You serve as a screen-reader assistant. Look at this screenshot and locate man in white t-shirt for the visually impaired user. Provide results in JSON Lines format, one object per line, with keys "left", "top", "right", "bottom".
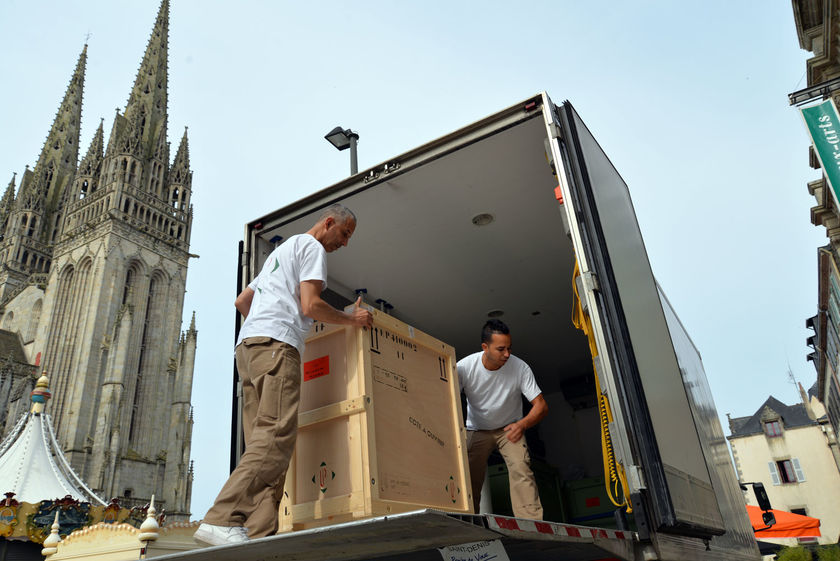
{"left": 195, "top": 204, "right": 373, "bottom": 546}
{"left": 457, "top": 319, "right": 548, "bottom": 519}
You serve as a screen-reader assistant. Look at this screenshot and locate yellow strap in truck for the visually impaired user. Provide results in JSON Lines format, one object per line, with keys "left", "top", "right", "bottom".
{"left": 572, "top": 261, "right": 632, "bottom": 513}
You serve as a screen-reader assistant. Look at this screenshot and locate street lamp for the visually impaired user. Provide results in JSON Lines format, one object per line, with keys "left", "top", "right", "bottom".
{"left": 325, "top": 126, "right": 359, "bottom": 175}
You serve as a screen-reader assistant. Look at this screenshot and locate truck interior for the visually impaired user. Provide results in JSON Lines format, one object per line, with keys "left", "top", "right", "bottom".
{"left": 248, "top": 110, "right": 634, "bottom": 529}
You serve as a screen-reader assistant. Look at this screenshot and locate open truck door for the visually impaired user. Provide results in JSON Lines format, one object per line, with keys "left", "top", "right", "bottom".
{"left": 544, "top": 97, "right": 726, "bottom": 538}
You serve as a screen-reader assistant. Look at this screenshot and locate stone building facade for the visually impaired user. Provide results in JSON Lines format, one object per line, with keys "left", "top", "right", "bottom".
{"left": 794, "top": 0, "right": 840, "bottom": 455}
{"left": 728, "top": 388, "right": 840, "bottom": 545}
{"left": 0, "top": 0, "right": 196, "bottom": 520}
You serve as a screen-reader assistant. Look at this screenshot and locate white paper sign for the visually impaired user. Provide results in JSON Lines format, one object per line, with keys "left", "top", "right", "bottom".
{"left": 438, "top": 540, "right": 510, "bottom": 561}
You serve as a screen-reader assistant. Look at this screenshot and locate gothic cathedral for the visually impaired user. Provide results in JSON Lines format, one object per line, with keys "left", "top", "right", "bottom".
{"left": 0, "top": 0, "right": 196, "bottom": 519}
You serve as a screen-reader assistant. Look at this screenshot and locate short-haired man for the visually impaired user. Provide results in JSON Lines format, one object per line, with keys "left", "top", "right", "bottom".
{"left": 195, "top": 204, "right": 373, "bottom": 546}
{"left": 457, "top": 319, "right": 548, "bottom": 519}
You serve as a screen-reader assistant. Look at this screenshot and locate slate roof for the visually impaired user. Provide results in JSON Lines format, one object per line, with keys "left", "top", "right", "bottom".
{"left": 0, "top": 329, "right": 28, "bottom": 364}
{"left": 728, "top": 396, "right": 817, "bottom": 438}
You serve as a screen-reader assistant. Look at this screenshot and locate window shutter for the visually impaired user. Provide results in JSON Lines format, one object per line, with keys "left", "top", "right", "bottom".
{"left": 792, "top": 458, "right": 806, "bottom": 482}
{"left": 768, "top": 462, "right": 781, "bottom": 485}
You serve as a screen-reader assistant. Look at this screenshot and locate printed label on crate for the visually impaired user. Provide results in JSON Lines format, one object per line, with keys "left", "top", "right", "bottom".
{"left": 373, "top": 365, "right": 407, "bottom": 392}
{"left": 408, "top": 416, "right": 445, "bottom": 447}
{"left": 312, "top": 461, "right": 335, "bottom": 494}
{"left": 303, "top": 355, "right": 330, "bottom": 381}
{"left": 438, "top": 540, "right": 510, "bottom": 561}
{"left": 445, "top": 475, "right": 460, "bottom": 504}
{"left": 382, "top": 472, "right": 413, "bottom": 497}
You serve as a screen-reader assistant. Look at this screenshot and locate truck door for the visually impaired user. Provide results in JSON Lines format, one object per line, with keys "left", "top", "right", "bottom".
{"left": 545, "top": 97, "right": 725, "bottom": 537}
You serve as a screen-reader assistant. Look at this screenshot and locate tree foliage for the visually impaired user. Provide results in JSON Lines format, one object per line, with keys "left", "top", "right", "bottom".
{"left": 778, "top": 546, "right": 812, "bottom": 561}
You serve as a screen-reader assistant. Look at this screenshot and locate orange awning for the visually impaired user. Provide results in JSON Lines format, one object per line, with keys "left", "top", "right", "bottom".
{"left": 746, "top": 505, "right": 821, "bottom": 538}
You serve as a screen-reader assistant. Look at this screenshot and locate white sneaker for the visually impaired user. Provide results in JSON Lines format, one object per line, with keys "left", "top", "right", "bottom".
{"left": 193, "top": 523, "right": 250, "bottom": 546}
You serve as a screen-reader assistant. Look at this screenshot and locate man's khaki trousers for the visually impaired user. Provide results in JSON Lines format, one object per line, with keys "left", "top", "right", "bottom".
{"left": 467, "top": 428, "right": 543, "bottom": 520}
{"left": 203, "top": 337, "right": 301, "bottom": 537}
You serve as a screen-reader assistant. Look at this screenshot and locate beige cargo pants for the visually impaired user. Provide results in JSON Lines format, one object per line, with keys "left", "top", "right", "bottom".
{"left": 467, "top": 428, "right": 543, "bottom": 520}
{"left": 203, "top": 337, "right": 301, "bottom": 538}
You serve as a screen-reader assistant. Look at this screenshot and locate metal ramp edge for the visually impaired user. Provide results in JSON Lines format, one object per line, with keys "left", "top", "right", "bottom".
{"left": 149, "top": 510, "right": 638, "bottom": 561}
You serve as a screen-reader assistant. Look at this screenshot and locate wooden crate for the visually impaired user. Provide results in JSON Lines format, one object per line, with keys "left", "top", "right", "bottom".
{"left": 278, "top": 307, "right": 472, "bottom": 531}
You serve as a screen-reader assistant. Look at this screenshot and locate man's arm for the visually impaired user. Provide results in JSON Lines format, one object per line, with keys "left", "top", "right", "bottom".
{"left": 235, "top": 287, "right": 255, "bottom": 318}
{"left": 300, "top": 280, "right": 373, "bottom": 327}
{"left": 503, "top": 394, "right": 548, "bottom": 443}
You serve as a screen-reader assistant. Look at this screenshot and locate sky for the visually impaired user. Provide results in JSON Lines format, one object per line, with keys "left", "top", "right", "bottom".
{"left": 0, "top": 1, "right": 825, "bottom": 518}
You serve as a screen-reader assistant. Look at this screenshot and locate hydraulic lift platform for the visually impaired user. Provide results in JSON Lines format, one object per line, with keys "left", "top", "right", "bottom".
{"left": 151, "top": 510, "right": 636, "bottom": 561}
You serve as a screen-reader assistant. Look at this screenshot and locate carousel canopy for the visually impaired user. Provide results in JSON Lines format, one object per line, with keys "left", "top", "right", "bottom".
{"left": 0, "top": 374, "right": 104, "bottom": 505}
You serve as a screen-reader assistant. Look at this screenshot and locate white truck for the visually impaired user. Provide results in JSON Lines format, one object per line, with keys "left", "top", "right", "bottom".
{"left": 176, "top": 93, "right": 760, "bottom": 561}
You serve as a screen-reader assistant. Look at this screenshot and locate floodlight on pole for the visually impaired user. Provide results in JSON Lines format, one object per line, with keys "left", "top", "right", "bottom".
{"left": 325, "top": 126, "right": 359, "bottom": 175}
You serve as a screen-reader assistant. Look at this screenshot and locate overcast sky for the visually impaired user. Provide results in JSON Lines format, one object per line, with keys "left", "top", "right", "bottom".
{"left": 0, "top": 1, "right": 824, "bottom": 518}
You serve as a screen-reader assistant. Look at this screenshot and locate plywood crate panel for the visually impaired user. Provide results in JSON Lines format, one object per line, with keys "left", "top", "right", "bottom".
{"left": 279, "top": 307, "right": 472, "bottom": 531}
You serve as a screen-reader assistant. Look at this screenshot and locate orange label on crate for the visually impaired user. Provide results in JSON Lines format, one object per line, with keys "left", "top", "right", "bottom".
{"left": 303, "top": 356, "right": 330, "bottom": 381}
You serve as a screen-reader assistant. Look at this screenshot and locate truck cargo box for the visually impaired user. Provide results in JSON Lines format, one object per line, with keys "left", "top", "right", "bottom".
{"left": 231, "top": 93, "right": 760, "bottom": 561}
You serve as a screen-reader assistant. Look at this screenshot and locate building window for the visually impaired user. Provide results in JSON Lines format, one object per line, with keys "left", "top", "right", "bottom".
{"left": 764, "top": 420, "right": 782, "bottom": 437}
{"left": 769, "top": 458, "right": 806, "bottom": 485}
{"left": 778, "top": 460, "right": 796, "bottom": 483}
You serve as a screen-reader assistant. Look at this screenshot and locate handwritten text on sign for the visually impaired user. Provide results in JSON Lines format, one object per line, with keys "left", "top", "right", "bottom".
{"left": 438, "top": 540, "right": 510, "bottom": 561}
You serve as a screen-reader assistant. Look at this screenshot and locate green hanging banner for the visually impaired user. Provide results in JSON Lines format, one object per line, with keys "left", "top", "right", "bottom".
{"left": 801, "top": 98, "right": 840, "bottom": 207}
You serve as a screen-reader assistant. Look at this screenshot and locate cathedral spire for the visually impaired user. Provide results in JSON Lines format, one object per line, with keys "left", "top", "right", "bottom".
{"left": 0, "top": 175, "right": 16, "bottom": 234}
{"left": 78, "top": 120, "right": 104, "bottom": 176}
{"left": 170, "top": 127, "right": 190, "bottom": 181}
{"left": 72, "top": 119, "right": 105, "bottom": 202}
{"left": 16, "top": 45, "right": 86, "bottom": 213}
{"left": 122, "top": 0, "right": 169, "bottom": 154}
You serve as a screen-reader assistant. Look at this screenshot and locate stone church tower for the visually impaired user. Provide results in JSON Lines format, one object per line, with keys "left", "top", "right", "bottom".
{"left": 0, "top": 0, "right": 196, "bottom": 520}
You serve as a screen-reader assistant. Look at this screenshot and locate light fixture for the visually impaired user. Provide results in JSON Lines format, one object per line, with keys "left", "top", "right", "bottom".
{"left": 325, "top": 126, "right": 360, "bottom": 175}
{"left": 471, "top": 213, "right": 494, "bottom": 226}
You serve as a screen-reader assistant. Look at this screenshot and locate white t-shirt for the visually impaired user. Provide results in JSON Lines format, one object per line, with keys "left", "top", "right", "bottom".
{"left": 236, "top": 234, "right": 328, "bottom": 355}
{"left": 457, "top": 352, "right": 542, "bottom": 431}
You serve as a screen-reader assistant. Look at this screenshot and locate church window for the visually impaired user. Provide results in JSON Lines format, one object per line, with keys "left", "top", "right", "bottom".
{"left": 81, "top": 180, "right": 88, "bottom": 199}
{"left": 22, "top": 251, "right": 29, "bottom": 266}
{"left": 120, "top": 159, "right": 128, "bottom": 182}
{"left": 20, "top": 215, "right": 28, "bottom": 232}
{"left": 25, "top": 299, "right": 42, "bottom": 342}
{"left": 122, "top": 269, "right": 134, "bottom": 305}
{"left": 171, "top": 188, "right": 179, "bottom": 209}
{"left": 129, "top": 161, "right": 137, "bottom": 185}
{"left": 123, "top": 198, "right": 130, "bottom": 214}
{"left": 129, "top": 275, "right": 163, "bottom": 446}
{"left": 27, "top": 216, "right": 36, "bottom": 237}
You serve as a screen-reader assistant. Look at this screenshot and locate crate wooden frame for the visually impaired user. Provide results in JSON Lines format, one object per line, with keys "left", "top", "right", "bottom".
{"left": 279, "top": 307, "right": 472, "bottom": 531}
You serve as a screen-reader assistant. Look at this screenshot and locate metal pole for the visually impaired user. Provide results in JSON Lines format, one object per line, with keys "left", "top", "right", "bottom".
{"left": 349, "top": 134, "right": 358, "bottom": 175}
